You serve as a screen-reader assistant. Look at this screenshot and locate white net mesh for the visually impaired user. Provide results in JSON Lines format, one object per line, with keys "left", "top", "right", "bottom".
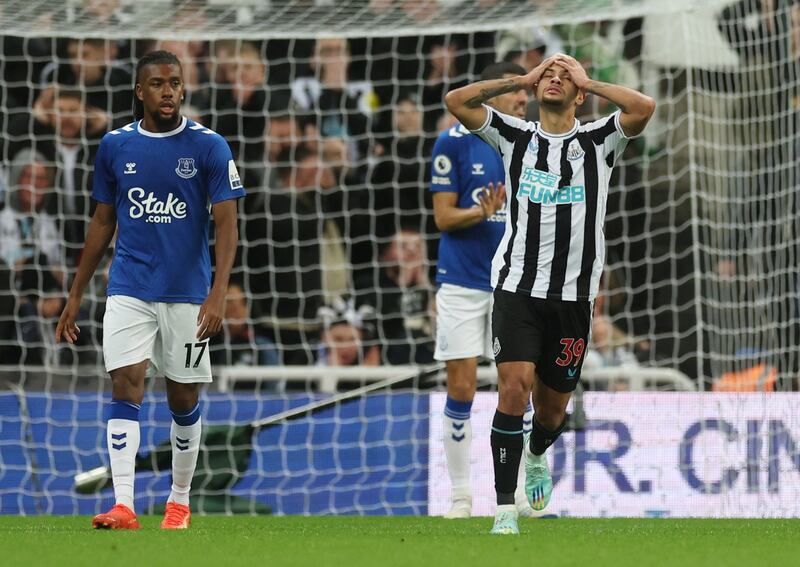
{"left": 1, "top": 0, "right": 799, "bottom": 517}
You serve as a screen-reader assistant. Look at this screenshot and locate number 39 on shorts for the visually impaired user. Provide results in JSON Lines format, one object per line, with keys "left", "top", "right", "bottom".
{"left": 555, "top": 338, "right": 585, "bottom": 367}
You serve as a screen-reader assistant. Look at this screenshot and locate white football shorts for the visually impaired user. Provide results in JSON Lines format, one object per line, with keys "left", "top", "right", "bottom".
{"left": 434, "top": 283, "right": 493, "bottom": 361}
{"left": 103, "top": 295, "right": 212, "bottom": 383}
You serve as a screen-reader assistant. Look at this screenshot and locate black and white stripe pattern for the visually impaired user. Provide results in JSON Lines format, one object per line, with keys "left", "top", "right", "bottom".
{"left": 472, "top": 106, "right": 631, "bottom": 301}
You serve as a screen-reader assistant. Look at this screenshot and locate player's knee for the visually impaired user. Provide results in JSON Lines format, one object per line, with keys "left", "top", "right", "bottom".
{"left": 447, "top": 365, "right": 477, "bottom": 400}
{"left": 448, "top": 381, "right": 475, "bottom": 401}
{"left": 166, "top": 381, "right": 200, "bottom": 412}
{"left": 110, "top": 373, "right": 145, "bottom": 403}
{"left": 533, "top": 401, "right": 567, "bottom": 430}
{"left": 499, "top": 379, "right": 529, "bottom": 414}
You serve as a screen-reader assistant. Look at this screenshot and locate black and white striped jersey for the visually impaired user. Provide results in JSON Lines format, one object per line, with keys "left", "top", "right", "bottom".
{"left": 471, "top": 105, "right": 632, "bottom": 302}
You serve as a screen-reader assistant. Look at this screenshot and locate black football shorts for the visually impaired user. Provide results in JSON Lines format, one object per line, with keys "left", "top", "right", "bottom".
{"left": 492, "top": 289, "right": 592, "bottom": 393}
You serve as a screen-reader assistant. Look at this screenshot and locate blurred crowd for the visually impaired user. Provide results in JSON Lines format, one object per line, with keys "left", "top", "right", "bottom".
{"left": 1, "top": 0, "right": 797, "bottom": 389}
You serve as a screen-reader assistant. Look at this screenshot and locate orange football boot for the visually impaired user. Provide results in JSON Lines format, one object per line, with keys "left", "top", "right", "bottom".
{"left": 160, "top": 502, "right": 191, "bottom": 529}
{"left": 92, "top": 504, "right": 140, "bottom": 530}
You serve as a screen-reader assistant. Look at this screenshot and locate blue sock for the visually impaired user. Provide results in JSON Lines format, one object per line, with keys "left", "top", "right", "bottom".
{"left": 444, "top": 396, "right": 472, "bottom": 420}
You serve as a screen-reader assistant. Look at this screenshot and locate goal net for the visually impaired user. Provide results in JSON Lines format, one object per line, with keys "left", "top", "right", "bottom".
{"left": 1, "top": 0, "right": 799, "bottom": 517}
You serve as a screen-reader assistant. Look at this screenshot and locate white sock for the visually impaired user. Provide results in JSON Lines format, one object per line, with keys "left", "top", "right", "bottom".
{"left": 443, "top": 398, "right": 472, "bottom": 501}
{"left": 107, "top": 418, "right": 140, "bottom": 512}
{"left": 168, "top": 415, "right": 202, "bottom": 506}
{"left": 523, "top": 402, "right": 533, "bottom": 437}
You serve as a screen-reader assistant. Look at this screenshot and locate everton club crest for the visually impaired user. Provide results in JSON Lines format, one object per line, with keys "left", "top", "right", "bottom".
{"left": 175, "top": 157, "right": 197, "bottom": 179}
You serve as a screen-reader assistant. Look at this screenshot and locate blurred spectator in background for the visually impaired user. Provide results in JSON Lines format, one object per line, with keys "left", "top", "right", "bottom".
{"left": 40, "top": 37, "right": 133, "bottom": 125}
{"left": 421, "top": 41, "right": 467, "bottom": 132}
{"left": 496, "top": 26, "right": 564, "bottom": 70}
{"left": 0, "top": 150, "right": 65, "bottom": 292}
{"left": 711, "top": 349, "right": 778, "bottom": 392}
{"left": 0, "top": 150, "right": 78, "bottom": 364}
{"left": 5, "top": 87, "right": 103, "bottom": 264}
{"left": 586, "top": 272, "right": 650, "bottom": 370}
{"left": 357, "top": 226, "right": 434, "bottom": 364}
{"left": 210, "top": 281, "right": 280, "bottom": 367}
{"left": 0, "top": 264, "right": 17, "bottom": 363}
{"left": 291, "top": 37, "right": 376, "bottom": 162}
{"left": 370, "top": 93, "right": 434, "bottom": 240}
{"left": 317, "top": 295, "right": 381, "bottom": 366}
{"left": 210, "top": 40, "right": 273, "bottom": 190}
{"left": 584, "top": 312, "right": 642, "bottom": 369}
{"left": 76, "top": 0, "right": 132, "bottom": 27}
{"left": 244, "top": 145, "right": 348, "bottom": 364}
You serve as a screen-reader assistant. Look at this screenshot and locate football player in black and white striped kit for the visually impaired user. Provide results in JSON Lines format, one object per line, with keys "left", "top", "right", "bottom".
{"left": 445, "top": 53, "right": 655, "bottom": 535}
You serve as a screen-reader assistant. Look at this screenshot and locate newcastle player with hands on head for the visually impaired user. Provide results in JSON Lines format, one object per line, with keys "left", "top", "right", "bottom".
{"left": 56, "top": 51, "right": 246, "bottom": 530}
{"left": 445, "top": 53, "right": 655, "bottom": 534}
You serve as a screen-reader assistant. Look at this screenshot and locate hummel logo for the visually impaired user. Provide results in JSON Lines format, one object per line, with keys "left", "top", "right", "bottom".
{"left": 451, "top": 433, "right": 466, "bottom": 442}
{"left": 111, "top": 432, "right": 127, "bottom": 441}
{"left": 452, "top": 422, "right": 465, "bottom": 431}
{"left": 124, "top": 162, "right": 137, "bottom": 174}
{"left": 175, "top": 436, "right": 190, "bottom": 451}
{"left": 112, "top": 442, "right": 127, "bottom": 450}
{"left": 472, "top": 163, "right": 484, "bottom": 175}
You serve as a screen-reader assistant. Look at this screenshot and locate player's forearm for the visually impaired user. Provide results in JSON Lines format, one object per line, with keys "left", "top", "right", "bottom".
{"left": 435, "top": 205, "right": 487, "bottom": 232}
{"left": 67, "top": 217, "right": 115, "bottom": 302}
{"left": 445, "top": 76, "right": 526, "bottom": 129}
{"left": 583, "top": 80, "right": 656, "bottom": 123}
{"left": 210, "top": 211, "right": 238, "bottom": 297}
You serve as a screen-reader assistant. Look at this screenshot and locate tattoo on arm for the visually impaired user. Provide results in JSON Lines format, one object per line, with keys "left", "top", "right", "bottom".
{"left": 464, "top": 79, "right": 520, "bottom": 108}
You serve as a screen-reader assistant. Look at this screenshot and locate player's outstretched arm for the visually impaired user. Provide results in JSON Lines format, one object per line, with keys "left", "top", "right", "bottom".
{"left": 552, "top": 54, "right": 656, "bottom": 137}
{"left": 444, "top": 56, "right": 557, "bottom": 130}
{"left": 197, "top": 199, "right": 238, "bottom": 342}
{"left": 56, "top": 203, "right": 117, "bottom": 344}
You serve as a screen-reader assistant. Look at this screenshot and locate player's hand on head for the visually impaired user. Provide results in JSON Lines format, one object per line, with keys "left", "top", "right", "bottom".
{"left": 526, "top": 55, "right": 560, "bottom": 92}
{"left": 552, "top": 54, "right": 590, "bottom": 89}
{"left": 55, "top": 298, "right": 81, "bottom": 344}
{"left": 196, "top": 294, "right": 224, "bottom": 341}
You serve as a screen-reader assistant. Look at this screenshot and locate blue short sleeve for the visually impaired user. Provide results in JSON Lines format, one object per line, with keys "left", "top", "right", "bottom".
{"left": 206, "top": 135, "right": 246, "bottom": 204}
{"left": 91, "top": 137, "right": 117, "bottom": 204}
{"left": 430, "top": 131, "right": 461, "bottom": 193}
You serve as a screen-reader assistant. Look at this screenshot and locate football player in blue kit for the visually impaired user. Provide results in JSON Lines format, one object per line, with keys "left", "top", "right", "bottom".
{"left": 56, "top": 51, "right": 246, "bottom": 530}
{"left": 431, "top": 62, "right": 533, "bottom": 518}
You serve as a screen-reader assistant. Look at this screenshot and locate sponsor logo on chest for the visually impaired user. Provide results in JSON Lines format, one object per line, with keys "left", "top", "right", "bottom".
{"left": 127, "top": 187, "right": 187, "bottom": 224}
{"left": 518, "top": 166, "right": 585, "bottom": 205}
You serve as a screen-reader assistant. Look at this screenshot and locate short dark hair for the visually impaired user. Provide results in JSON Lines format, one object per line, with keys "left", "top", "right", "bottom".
{"left": 480, "top": 61, "right": 527, "bottom": 82}
{"left": 135, "top": 50, "right": 182, "bottom": 83}
{"left": 133, "top": 50, "right": 182, "bottom": 120}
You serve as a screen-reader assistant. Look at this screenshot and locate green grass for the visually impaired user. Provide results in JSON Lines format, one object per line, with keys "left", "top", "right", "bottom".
{"left": 1, "top": 516, "right": 798, "bottom": 567}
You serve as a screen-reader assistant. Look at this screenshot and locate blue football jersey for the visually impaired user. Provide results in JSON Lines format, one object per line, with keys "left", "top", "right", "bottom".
{"left": 92, "top": 117, "right": 246, "bottom": 303}
{"left": 430, "top": 123, "right": 506, "bottom": 292}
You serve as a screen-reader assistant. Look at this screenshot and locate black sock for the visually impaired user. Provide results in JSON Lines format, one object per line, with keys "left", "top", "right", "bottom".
{"left": 529, "top": 415, "right": 567, "bottom": 456}
{"left": 490, "top": 410, "right": 523, "bottom": 505}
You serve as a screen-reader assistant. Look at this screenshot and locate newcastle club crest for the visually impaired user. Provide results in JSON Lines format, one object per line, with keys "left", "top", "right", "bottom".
{"left": 175, "top": 157, "right": 198, "bottom": 179}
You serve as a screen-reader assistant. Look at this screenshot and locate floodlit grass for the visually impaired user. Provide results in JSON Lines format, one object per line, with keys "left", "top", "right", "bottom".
{"left": 0, "top": 516, "right": 797, "bottom": 567}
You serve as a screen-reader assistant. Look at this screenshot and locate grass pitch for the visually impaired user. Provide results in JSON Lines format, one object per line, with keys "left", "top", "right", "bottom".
{"left": 1, "top": 516, "right": 797, "bottom": 567}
